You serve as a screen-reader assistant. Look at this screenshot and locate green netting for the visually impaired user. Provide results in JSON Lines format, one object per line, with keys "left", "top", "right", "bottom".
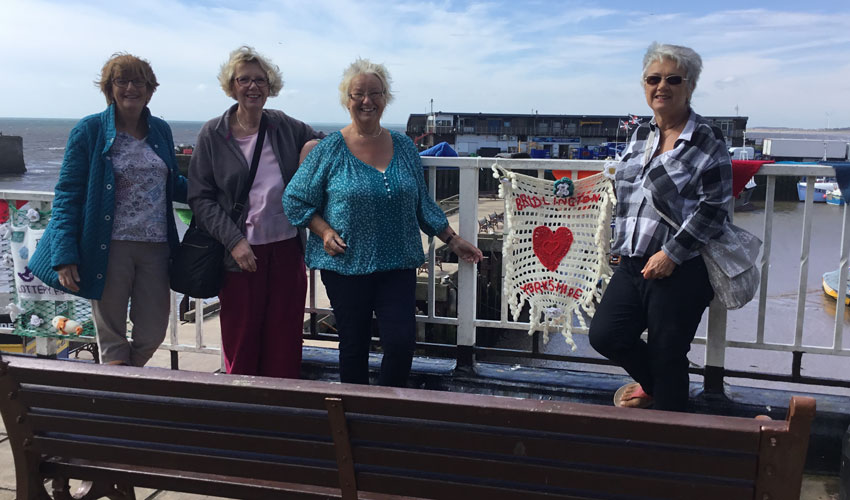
{"left": 8, "top": 204, "right": 97, "bottom": 341}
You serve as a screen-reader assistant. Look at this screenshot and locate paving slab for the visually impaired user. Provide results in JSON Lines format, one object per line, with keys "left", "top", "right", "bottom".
{"left": 0, "top": 438, "right": 15, "bottom": 490}
{"left": 0, "top": 488, "right": 14, "bottom": 500}
{"left": 801, "top": 474, "right": 841, "bottom": 500}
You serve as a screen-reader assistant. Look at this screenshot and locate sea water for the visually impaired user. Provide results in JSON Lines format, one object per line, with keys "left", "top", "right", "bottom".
{"left": 0, "top": 117, "right": 405, "bottom": 192}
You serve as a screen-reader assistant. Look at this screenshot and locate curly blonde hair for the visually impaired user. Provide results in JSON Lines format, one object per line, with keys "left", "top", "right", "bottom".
{"left": 338, "top": 58, "right": 394, "bottom": 109}
{"left": 218, "top": 46, "right": 284, "bottom": 98}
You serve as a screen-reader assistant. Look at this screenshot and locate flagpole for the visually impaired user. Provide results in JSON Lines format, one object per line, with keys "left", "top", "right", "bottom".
{"left": 616, "top": 121, "right": 620, "bottom": 152}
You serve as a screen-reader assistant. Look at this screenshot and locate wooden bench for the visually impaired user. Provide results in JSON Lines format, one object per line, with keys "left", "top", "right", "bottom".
{"left": 0, "top": 352, "right": 815, "bottom": 500}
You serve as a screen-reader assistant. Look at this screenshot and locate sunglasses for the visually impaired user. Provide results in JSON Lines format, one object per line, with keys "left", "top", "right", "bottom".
{"left": 644, "top": 75, "right": 687, "bottom": 86}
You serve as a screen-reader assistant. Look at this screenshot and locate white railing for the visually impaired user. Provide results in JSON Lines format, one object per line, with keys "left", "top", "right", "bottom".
{"left": 3, "top": 159, "right": 849, "bottom": 388}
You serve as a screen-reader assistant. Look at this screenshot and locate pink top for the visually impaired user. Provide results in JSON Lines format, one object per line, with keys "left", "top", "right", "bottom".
{"left": 235, "top": 132, "right": 298, "bottom": 245}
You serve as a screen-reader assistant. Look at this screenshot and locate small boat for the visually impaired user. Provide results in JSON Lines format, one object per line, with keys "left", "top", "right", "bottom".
{"left": 797, "top": 177, "right": 838, "bottom": 203}
{"left": 826, "top": 189, "right": 845, "bottom": 206}
{"left": 822, "top": 268, "right": 850, "bottom": 305}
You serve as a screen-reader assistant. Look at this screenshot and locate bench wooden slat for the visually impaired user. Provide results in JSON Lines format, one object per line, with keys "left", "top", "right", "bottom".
{"left": 352, "top": 447, "right": 755, "bottom": 500}
{"left": 18, "top": 387, "right": 332, "bottom": 436}
{"left": 33, "top": 436, "right": 341, "bottom": 488}
{"left": 27, "top": 414, "right": 337, "bottom": 461}
{"left": 347, "top": 418, "right": 759, "bottom": 480}
{"left": 355, "top": 470, "right": 751, "bottom": 500}
{"left": 43, "top": 461, "right": 347, "bottom": 500}
{"left": 337, "top": 398, "right": 764, "bottom": 452}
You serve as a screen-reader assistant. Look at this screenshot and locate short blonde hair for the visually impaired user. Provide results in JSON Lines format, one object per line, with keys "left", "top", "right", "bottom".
{"left": 338, "top": 58, "right": 394, "bottom": 109}
{"left": 95, "top": 53, "right": 159, "bottom": 105}
{"left": 218, "top": 46, "right": 283, "bottom": 98}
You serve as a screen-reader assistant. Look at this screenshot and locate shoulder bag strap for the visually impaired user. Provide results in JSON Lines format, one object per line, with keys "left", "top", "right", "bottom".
{"left": 231, "top": 113, "right": 268, "bottom": 220}
{"left": 640, "top": 125, "right": 680, "bottom": 231}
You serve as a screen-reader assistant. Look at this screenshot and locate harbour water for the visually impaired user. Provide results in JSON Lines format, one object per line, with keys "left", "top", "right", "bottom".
{"left": 0, "top": 117, "right": 405, "bottom": 192}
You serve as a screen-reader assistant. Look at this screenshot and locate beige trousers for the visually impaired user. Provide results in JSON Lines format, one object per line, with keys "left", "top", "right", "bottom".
{"left": 91, "top": 241, "right": 170, "bottom": 366}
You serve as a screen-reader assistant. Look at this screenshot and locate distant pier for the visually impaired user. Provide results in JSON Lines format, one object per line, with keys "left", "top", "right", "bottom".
{"left": 0, "top": 135, "right": 26, "bottom": 174}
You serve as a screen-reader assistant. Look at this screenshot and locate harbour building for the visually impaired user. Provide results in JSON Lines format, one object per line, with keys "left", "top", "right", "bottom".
{"left": 406, "top": 112, "right": 748, "bottom": 157}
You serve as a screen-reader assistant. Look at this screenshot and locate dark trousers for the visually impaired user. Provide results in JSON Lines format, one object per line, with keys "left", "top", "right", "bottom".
{"left": 589, "top": 255, "right": 714, "bottom": 411}
{"left": 321, "top": 269, "right": 417, "bottom": 387}
{"left": 218, "top": 237, "right": 307, "bottom": 378}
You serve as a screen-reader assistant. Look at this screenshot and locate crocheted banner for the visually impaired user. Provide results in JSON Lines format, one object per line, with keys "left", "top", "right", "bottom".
{"left": 493, "top": 165, "right": 616, "bottom": 349}
{"left": 9, "top": 212, "right": 67, "bottom": 301}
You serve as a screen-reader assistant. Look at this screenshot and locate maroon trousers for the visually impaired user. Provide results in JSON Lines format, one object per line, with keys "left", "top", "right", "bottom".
{"left": 218, "top": 237, "right": 307, "bottom": 378}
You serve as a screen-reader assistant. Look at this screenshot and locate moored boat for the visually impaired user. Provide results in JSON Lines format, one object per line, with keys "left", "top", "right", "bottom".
{"left": 797, "top": 177, "right": 838, "bottom": 202}
{"left": 822, "top": 268, "right": 850, "bottom": 304}
{"left": 826, "top": 188, "right": 845, "bottom": 206}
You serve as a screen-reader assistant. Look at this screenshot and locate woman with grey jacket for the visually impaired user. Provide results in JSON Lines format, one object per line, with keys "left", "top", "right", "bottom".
{"left": 188, "top": 46, "right": 321, "bottom": 378}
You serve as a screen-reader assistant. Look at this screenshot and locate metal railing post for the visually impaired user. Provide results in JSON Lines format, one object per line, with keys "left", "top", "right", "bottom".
{"left": 455, "top": 162, "right": 479, "bottom": 369}
{"left": 703, "top": 197, "right": 735, "bottom": 395}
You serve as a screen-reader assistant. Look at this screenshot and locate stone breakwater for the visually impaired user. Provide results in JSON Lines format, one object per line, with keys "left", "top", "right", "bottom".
{"left": 0, "top": 136, "right": 26, "bottom": 174}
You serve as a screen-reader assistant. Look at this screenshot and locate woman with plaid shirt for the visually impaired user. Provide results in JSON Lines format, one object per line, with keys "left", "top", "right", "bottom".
{"left": 589, "top": 43, "right": 733, "bottom": 412}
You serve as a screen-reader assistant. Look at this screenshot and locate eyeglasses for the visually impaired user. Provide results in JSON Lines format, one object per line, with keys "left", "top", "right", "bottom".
{"left": 113, "top": 78, "right": 147, "bottom": 88}
{"left": 234, "top": 76, "right": 269, "bottom": 88}
{"left": 644, "top": 75, "right": 687, "bottom": 86}
{"left": 349, "top": 91, "right": 385, "bottom": 101}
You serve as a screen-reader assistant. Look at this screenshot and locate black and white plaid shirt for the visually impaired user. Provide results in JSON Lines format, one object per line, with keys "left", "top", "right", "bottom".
{"left": 611, "top": 110, "right": 733, "bottom": 264}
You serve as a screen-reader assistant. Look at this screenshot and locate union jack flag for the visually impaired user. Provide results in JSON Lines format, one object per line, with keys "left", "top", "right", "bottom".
{"left": 619, "top": 120, "right": 630, "bottom": 131}
{"left": 629, "top": 114, "right": 641, "bottom": 125}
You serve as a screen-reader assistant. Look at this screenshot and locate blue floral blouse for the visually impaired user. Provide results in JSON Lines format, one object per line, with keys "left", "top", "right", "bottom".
{"left": 283, "top": 130, "right": 449, "bottom": 275}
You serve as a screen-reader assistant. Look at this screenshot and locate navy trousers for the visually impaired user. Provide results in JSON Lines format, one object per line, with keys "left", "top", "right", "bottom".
{"left": 589, "top": 255, "right": 714, "bottom": 411}
{"left": 321, "top": 268, "right": 417, "bottom": 387}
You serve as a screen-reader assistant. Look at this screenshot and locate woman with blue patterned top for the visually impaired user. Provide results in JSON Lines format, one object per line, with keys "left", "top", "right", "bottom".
{"left": 588, "top": 43, "right": 732, "bottom": 412}
{"left": 30, "top": 53, "right": 187, "bottom": 367}
{"left": 284, "top": 58, "right": 483, "bottom": 387}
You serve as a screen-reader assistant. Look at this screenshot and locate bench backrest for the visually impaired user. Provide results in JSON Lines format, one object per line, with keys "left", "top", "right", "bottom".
{"left": 0, "top": 353, "right": 815, "bottom": 500}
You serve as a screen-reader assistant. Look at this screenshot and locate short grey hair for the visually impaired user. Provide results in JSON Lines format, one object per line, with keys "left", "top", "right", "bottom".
{"left": 641, "top": 42, "right": 702, "bottom": 93}
{"left": 338, "top": 58, "right": 394, "bottom": 109}
{"left": 218, "top": 46, "right": 283, "bottom": 98}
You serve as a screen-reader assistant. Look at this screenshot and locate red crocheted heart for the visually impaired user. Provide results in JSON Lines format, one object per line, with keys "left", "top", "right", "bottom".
{"left": 533, "top": 226, "right": 573, "bottom": 272}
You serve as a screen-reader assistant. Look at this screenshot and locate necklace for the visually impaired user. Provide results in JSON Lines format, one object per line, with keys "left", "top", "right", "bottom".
{"left": 356, "top": 127, "right": 383, "bottom": 139}
{"left": 235, "top": 112, "right": 259, "bottom": 133}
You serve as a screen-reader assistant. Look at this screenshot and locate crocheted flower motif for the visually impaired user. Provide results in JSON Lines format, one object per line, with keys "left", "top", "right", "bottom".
{"left": 26, "top": 209, "right": 41, "bottom": 223}
{"left": 6, "top": 302, "right": 23, "bottom": 322}
{"left": 29, "top": 314, "right": 43, "bottom": 327}
{"left": 553, "top": 177, "right": 574, "bottom": 198}
{"left": 602, "top": 160, "right": 618, "bottom": 180}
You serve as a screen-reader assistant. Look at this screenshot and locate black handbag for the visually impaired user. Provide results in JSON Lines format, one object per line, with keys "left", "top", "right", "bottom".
{"left": 170, "top": 115, "right": 267, "bottom": 298}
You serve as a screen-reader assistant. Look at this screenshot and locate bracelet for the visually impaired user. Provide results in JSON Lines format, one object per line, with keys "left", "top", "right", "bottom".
{"left": 445, "top": 234, "right": 455, "bottom": 245}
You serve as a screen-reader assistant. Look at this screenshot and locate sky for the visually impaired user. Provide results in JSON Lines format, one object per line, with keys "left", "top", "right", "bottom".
{"left": 1, "top": 0, "right": 849, "bottom": 128}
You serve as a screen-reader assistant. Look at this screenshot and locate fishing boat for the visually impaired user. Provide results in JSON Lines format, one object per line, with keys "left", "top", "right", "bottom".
{"left": 797, "top": 177, "right": 838, "bottom": 203}
{"left": 822, "top": 268, "right": 850, "bottom": 304}
{"left": 826, "top": 188, "right": 845, "bottom": 206}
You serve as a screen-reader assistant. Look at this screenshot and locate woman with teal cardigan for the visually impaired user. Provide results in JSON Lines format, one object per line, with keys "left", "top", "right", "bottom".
{"left": 284, "top": 58, "right": 482, "bottom": 387}
{"left": 30, "top": 53, "right": 187, "bottom": 367}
